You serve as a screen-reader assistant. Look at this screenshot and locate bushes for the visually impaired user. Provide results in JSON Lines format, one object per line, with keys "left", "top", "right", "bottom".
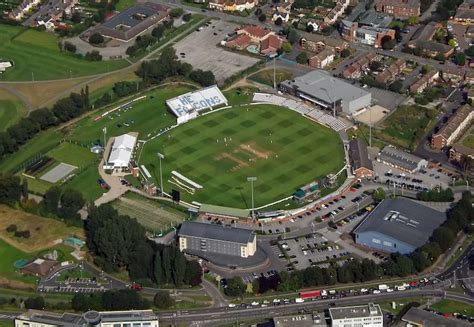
{"left": 417, "top": 188, "right": 454, "bottom": 202}
{"left": 170, "top": 8, "right": 184, "bottom": 18}
{"left": 14, "top": 230, "right": 31, "bottom": 239}
{"left": 24, "top": 296, "right": 45, "bottom": 309}
{"left": 89, "top": 33, "right": 104, "bottom": 45}
{"left": 153, "top": 290, "right": 175, "bottom": 309}
{"left": 85, "top": 50, "right": 102, "bottom": 61}
{"left": 72, "top": 290, "right": 150, "bottom": 312}
{"left": 182, "top": 13, "right": 192, "bottom": 22}
{"left": 6, "top": 224, "right": 17, "bottom": 233}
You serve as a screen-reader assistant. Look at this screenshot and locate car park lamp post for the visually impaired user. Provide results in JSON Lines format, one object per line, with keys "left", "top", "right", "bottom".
{"left": 247, "top": 176, "right": 257, "bottom": 219}
{"left": 157, "top": 152, "right": 165, "bottom": 197}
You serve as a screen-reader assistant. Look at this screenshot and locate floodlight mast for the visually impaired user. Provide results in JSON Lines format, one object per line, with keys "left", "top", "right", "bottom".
{"left": 247, "top": 177, "right": 257, "bottom": 219}
{"left": 157, "top": 152, "right": 165, "bottom": 196}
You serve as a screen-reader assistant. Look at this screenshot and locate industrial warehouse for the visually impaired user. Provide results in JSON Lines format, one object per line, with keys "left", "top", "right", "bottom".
{"left": 353, "top": 198, "right": 447, "bottom": 254}
{"left": 279, "top": 70, "right": 371, "bottom": 115}
{"left": 178, "top": 221, "right": 256, "bottom": 258}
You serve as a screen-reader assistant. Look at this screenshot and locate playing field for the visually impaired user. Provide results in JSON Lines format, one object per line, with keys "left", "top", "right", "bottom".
{"left": 140, "top": 104, "right": 345, "bottom": 208}
{"left": 0, "top": 25, "right": 128, "bottom": 81}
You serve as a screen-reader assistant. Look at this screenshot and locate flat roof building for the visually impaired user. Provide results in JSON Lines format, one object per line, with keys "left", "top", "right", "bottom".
{"left": 273, "top": 313, "right": 326, "bottom": 327}
{"left": 358, "top": 10, "right": 393, "bottom": 28}
{"left": 91, "top": 3, "right": 169, "bottom": 42}
{"left": 15, "top": 310, "right": 159, "bottom": 327}
{"left": 329, "top": 303, "right": 383, "bottom": 327}
{"left": 376, "top": 145, "right": 428, "bottom": 173}
{"left": 402, "top": 307, "right": 472, "bottom": 327}
{"left": 354, "top": 198, "right": 447, "bottom": 254}
{"left": 178, "top": 221, "right": 256, "bottom": 258}
{"left": 105, "top": 133, "right": 137, "bottom": 170}
{"left": 166, "top": 85, "right": 228, "bottom": 124}
{"left": 280, "top": 70, "right": 371, "bottom": 116}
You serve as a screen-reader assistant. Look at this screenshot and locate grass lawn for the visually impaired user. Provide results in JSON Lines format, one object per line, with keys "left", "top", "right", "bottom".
{"left": 116, "top": 0, "right": 136, "bottom": 11}
{"left": 66, "top": 85, "right": 195, "bottom": 145}
{"left": 0, "top": 25, "right": 128, "bottom": 81}
{"left": 0, "top": 89, "right": 26, "bottom": 131}
{"left": 62, "top": 164, "right": 103, "bottom": 202}
{"left": 0, "top": 238, "right": 38, "bottom": 285}
{"left": 47, "top": 142, "right": 98, "bottom": 168}
{"left": 0, "top": 205, "right": 84, "bottom": 252}
{"left": 248, "top": 69, "right": 294, "bottom": 87}
{"left": 462, "top": 128, "right": 474, "bottom": 149}
{"left": 112, "top": 192, "right": 186, "bottom": 232}
{"left": 375, "top": 105, "right": 438, "bottom": 150}
{"left": 431, "top": 299, "right": 474, "bottom": 316}
{"left": 223, "top": 87, "right": 258, "bottom": 106}
{"left": 379, "top": 297, "right": 429, "bottom": 314}
{"left": 139, "top": 104, "right": 345, "bottom": 208}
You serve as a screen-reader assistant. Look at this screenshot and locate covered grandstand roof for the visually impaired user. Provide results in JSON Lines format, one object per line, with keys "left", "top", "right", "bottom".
{"left": 179, "top": 221, "right": 255, "bottom": 244}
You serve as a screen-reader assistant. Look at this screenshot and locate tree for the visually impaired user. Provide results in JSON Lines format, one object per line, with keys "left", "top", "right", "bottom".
{"left": 189, "top": 69, "right": 216, "bottom": 87}
{"left": 161, "top": 246, "right": 172, "bottom": 284}
{"left": 153, "top": 290, "right": 175, "bottom": 309}
{"left": 89, "top": 33, "right": 104, "bottom": 45}
{"left": 407, "top": 16, "right": 419, "bottom": 25}
{"left": 466, "top": 45, "right": 474, "bottom": 57}
{"left": 340, "top": 48, "right": 350, "bottom": 58}
{"left": 24, "top": 296, "right": 45, "bottom": 310}
{"left": 182, "top": 13, "right": 192, "bottom": 22}
{"left": 58, "top": 189, "right": 85, "bottom": 220}
{"left": 296, "top": 51, "right": 308, "bottom": 64}
{"left": 389, "top": 80, "right": 403, "bottom": 93}
{"left": 274, "top": 17, "right": 283, "bottom": 26}
{"left": 63, "top": 41, "right": 77, "bottom": 54}
{"left": 85, "top": 50, "right": 102, "bottom": 61}
{"left": 421, "top": 64, "right": 431, "bottom": 74}
{"left": 170, "top": 8, "right": 184, "bottom": 18}
{"left": 432, "top": 227, "right": 455, "bottom": 251}
{"left": 287, "top": 28, "right": 300, "bottom": 45}
{"left": 455, "top": 52, "right": 466, "bottom": 66}
{"left": 153, "top": 251, "right": 162, "bottom": 285}
{"left": 21, "top": 178, "right": 28, "bottom": 200}
{"left": 225, "top": 277, "right": 246, "bottom": 297}
{"left": 258, "top": 13, "right": 266, "bottom": 22}
{"left": 280, "top": 41, "right": 292, "bottom": 53}
{"left": 71, "top": 11, "right": 81, "bottom": 24}
{"left": 381, "top": 36, "right": 396, "bottom": 50}
{"left": 369, "top": 61, "right": 383, "bottom": 71}
{"left": 171, "top": 247, "right": 186, "bottom": 286}
{"left": 448, "top": 39, "right": 458, "bottom": 48}
{"left": 0, "top": 174, "right": 21, "bottom": 205}
{"left": 152, "top": 25, "right": 166, "bottom": 39}
{"left": 372, "top": 187, "right": 386, "bottom": 202}
{"left": 42, "top": 186, "right": 61, "bottom": 214}
{"left": 434, "top": 53, "right": 445, "bottom": 63}
{"left": 184, "top": 260, "right": 202, "bottom": 286}
{"left": 306, "top": 24, "right": 314, "bottom": 33}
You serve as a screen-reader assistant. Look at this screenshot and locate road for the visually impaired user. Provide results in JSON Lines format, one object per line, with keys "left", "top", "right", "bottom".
{"left": 437, "top": 242, "right": 474, "bottom": 297}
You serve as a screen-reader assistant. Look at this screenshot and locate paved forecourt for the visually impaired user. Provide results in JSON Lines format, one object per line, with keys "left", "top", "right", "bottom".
{"left": 139, "top": 103, "right": 345, "bottom": 209}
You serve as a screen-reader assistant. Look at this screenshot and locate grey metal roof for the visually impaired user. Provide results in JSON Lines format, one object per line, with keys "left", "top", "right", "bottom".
{"left": 280, "top": 70, "right": 370, "bottom": 105}
{"left": 329, "top": 303, "right": 382, "bottom": 320}
{"left": 349, "top": 138, "right": 373, "bottom": 171}
{"left": 403, "top": 307, "right": 472, "bottom": 327}
{"left": 354, "top": 198, "right": 447, "bottom": 249}
{"left": 179, "top": 221, "right": 255, "bottom": 244}
{"left": 358, "top": 10, "right": 392, "bottom": 28}
{"left": 377, "top": 146, "right": 424, "bottom": 171}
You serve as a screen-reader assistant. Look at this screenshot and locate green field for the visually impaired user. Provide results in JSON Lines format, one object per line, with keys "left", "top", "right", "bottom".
{"left": 0, "top": 238, "right": 38, "bottom": 284}
{"left": 462, "top": 128, "right": 474, "bottom": 149}
{"left": 139, "top": 105, "right": 345, "bottom": 208}
{"left": 248, "top": 69, "right": 294, "bottom": 87}
{"left": 375, "top": 105, "right": 438, "bottom": 150}
{"left": 0, "top": 98, "right": 25, "bottom": 131}
{"left": 431, "top": 299, "right": 474, "bottom": 316}
{"left": 0, "top": 25, "right": 128, "bottom": 81}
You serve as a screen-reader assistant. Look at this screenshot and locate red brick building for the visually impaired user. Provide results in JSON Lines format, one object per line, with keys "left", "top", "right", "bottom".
{"left": 431, "top": 105, "right": 474, "bottom": 150}
{"left": 375, "top": 0, "right": 420, "bottom": 19}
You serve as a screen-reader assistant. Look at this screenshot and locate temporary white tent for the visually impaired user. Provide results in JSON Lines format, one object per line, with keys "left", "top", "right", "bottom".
{"left": 107, "top": 134, "right": 137, "bottom": 168}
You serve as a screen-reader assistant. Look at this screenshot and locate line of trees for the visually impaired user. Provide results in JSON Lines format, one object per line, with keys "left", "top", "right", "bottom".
{"left": 0, "top": 87, "right": 90, "bottom": 161}
{"left": 253, "top": 192, "right": 474, "bottom": 294}
{"left": 126, "top": 20, "right": 174, "bottom": 57}
{"left": 417, "top": 187, "right": 454, "bottom": 202}
{"left": 72, "top": 289, "right": 150, "bottom": 312}
{"left": 86, "top": 204, "right": 202, "bottom": 287}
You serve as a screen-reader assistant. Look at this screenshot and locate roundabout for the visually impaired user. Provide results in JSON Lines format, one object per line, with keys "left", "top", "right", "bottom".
{"left": 138, "top": 103, "right": 346, "bottom": 209}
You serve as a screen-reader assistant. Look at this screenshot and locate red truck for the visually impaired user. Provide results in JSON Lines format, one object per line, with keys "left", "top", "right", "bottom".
{"left": 299, "top": 290, "right": 321, "bottom": 299}
{"left": 130, "top": 282, "right": 143, "bottom": 291}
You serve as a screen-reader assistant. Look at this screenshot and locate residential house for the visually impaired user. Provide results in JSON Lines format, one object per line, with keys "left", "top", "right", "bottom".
{"left": 342, "top": 52, "right": 377, "bottom": 79}
{"left": 225, "top": 34, "right": 252, "bottom": 50}
{"left": 431, "top": 104, "right": 474, "bottom": 149}
{"left": 409, "top": 70, "right": 439, "bottom": 94}
{"left": 308, "top": 48, "right": 335, "bottom": 69}
{"left": 453, "top": 0, "right": 474, "bottom": 25}
{"left": 324, "top": 0, "right": 350, "bottom": 24}
{"left": 238, "top": 25, "right": 272, "bottom": 42}
{"left": 449, "top": 143, "right": 474, "bottom": 163}
{"left": 8, "top": 0, "right": 41, "bottom": 21}
{"left": 260, "top": 34, "right": 283, "bottom": 56}
{"left": 341, "top": 20, "right": 357, "bottom": 42}
{"left": 300, "top": 33, "right": 348, "bottom": 53}
{"left": 307, "top": 20, "right": 320, "bottom": 32}
{"left": 375, "top": 0, "right": 420, "bottom": 19}
{"left": 272, "top": 10, "right": 289, "bottom": 23}
{"left": 35, "top": 15, "right": 56, "bottom": 30}
{"left": 375, "top": 59, "right": 405, "bottom": 84}
{"left": 209, "top": 0, "right": 257, "bottom": 12}
{"left": 465, "top": 70, "right": 474, "bottom": 84}
{"left": 441, "top": 67, "right": 464, "bottom": 84}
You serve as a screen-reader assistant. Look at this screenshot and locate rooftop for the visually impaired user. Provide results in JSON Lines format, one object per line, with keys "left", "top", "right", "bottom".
{"left": 376, "top": 0, "right": 420, "bottom": 8}
{"left": 353, "top": 198, "right": 447, "bottom": 249}
{"left": 301, "top": 32, "right": 348, "bottom": 49}
{"left": 329, "top": 303, "right": 382, "bottom": 320}
{"left": 402, "top": 307, "right": 472, "bottom": 327}
{"left": 274, "top": 313, "right": 326, "bottom": 327}
{"left": 280, "top": 70, "right": 370, "bottom": 105}
{"left": 178, "top": 221, "right": 255, "bottom": 244}
{"left": 358, "top": 10, "right": 392, "bottom": 28}
{"left": 349, "top": 138, "right": 373, "bottom": 172}
{"left": 241, "top": 25, "right": 272, "bottom": 39}
{"left": 378, "top": 145, "right": 425, "bottom": 171}
{"left": 435, "top": 105, "right": 473, "bottom": 140}
{"left": 108, "top": 133, "right": 137, "bottom": 167}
